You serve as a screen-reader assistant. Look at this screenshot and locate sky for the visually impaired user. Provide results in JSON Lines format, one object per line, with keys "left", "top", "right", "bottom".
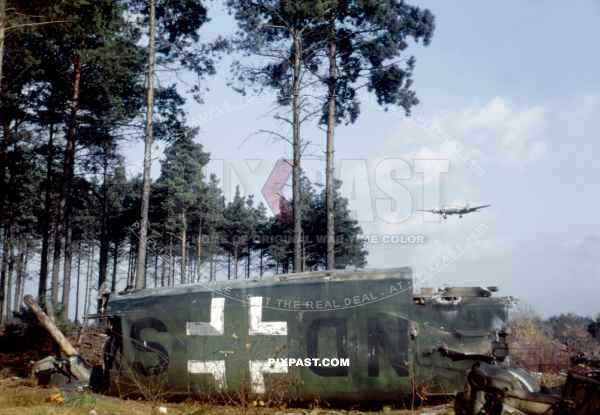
{"left": 120, "top": 0, "right": 600, "bottom": 317}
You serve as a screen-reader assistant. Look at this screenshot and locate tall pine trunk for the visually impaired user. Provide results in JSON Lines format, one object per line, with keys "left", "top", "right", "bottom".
{"left": 196, "top": 228, "right": 202, "bottom": 280}
{"left": 62, "top": 222, "right": 73, "bottom": 319}
{"left": 0, "top": 0, "right": 5, "bottom": 88}
{"left": 17, "top": 243, "right": 27, "bottom": 310}
{"left": 325, "top": 16, "right": 337, "bottom": 270}
{"left": 180, "top": 211, "right": 187, "bottom": 284}
{"left": 135, "top": 0, "right": 157, "bottom": 290}
{"left": 206, "top": 234, "right": 215, "bottom": 281}
{"left": 246, "top": 245, "right": 250, "bottom": 279}
{"left": 111, "top": 240, "right": 119, "bottom": 292}
{"left": 160, "top": 255, "right": 166, "bottom": 287}
{"left": 0, "top": 120, "right": 16, "bottom": 322}
{"left": 0, "top": 226, "right": 11, "bottom": 323}
{"left": 227, "top": 252, "right": 231, "bottom": 280}
{"left": 83, "top": 247, "right": 90, "bottom": 320}
{"left": 154, "top": 255, "right": 158, "bottom": 288}
{"left": 84, "top": 244, "right": 94, "bottom": 319}
{"left": 233, "top": 248, "right": 238, "bottom": 280}
{"left": 0, "top": 0, "right": 6, "bottom": 224}
{"left": 292, "top": 31, "right": 303, "bottom": 273}
{"left": 207, "top": 229, "right": 215, "bottom": 281}
{"left": 127, "top": 237, "right": 135, "bottom": 288}
{"left": 17, "top": 240, "right": 27, "bottom": 310}
{"left": 209, "top": 240, "right": 215, "bottom": 281}
{"left": 74, "top": 240, "right": 82, "bottom": 323}
{"left": 3, "top": 232, "right": 14, "bottom": 321}
{"left": 50, "top": 54, "right": 81, "bottom": 318}
{"left": 99, "top": 150, "right": 110, "bottom": 292}
{"left": 168, "top": 236, "right": 174, "bottom": 286}
{"left": 259, "top": 248, "right": 264, "bottom": 277}
{"left": 13, "top": 238, "right": 26, "bottom": 312}
{"left": 1, "top": 226, "right": 14, "bottom": 322}
{"left": 39, "top": 122, "right": 55, "bottom": 307}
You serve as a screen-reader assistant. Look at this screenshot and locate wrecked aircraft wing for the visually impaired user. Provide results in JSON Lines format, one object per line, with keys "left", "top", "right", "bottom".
{"left": 102, "top": 267, "right": 512, "bottom": 401}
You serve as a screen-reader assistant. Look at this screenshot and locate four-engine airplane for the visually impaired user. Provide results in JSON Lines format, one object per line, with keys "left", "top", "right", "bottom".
{"left": 417, "top": 202, "right": 491, "bottom": 219}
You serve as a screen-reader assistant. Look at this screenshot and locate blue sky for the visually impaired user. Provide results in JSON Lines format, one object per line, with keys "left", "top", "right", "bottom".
{"left": 121, "top": 0, "right": 600, "bottom": 317}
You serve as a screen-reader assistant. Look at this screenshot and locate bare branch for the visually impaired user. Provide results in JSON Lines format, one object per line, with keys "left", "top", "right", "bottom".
{"left": 256, "top": 129, "right": 292, "bottom": 146}
{"left": 6, "top": 20, "right": 69, "bottom": 31}
{"left": 274, "top": 114, "right": 293, "bottom": 126}
{"left": 300, "top": 108, "right": 322, "bottom": 124}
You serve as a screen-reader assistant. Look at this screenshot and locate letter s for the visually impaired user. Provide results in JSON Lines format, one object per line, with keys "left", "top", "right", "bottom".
{"left": 130, "top": 317, "right": 170, "bottom": 376}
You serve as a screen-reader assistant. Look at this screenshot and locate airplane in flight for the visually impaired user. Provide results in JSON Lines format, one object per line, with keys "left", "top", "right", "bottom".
{"left": 417, "top": 202, "right": 491, "bottom": 219}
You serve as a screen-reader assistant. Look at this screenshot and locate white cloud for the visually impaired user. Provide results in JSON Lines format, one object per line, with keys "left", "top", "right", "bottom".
{"left": 460, "top": 96, "right": 511, "bottom": 130}
{"left": 527, "top": 141, "right": 546, "bottom": 161}
{"left": 431, "top": 97, "right": 547, "bottom": 163}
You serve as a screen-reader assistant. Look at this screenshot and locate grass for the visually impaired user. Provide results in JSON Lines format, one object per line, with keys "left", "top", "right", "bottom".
{"left": 0, "top": 383, "right": 154, "bottom": 415}
{"left": 0, "top": 379, "right": 454, "bottom": 415}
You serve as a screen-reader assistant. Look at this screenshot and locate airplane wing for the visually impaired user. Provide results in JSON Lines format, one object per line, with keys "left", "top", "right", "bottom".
{"left": 417, "top": 209, "right": 438, "bottom": 214}
{"left": 468, "top": 204, "right": 491, "bottom": 212}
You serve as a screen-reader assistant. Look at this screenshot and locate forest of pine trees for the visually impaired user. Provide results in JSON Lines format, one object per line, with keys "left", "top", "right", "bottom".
{"left": 0, "top": 0, "right": 434, "bottom": 322}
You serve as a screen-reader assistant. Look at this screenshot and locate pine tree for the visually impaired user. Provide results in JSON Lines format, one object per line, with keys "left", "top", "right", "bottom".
{"left": 226, "top": 1, "right": 334, "bottom": 272}
{"left": 221, "top": 187, "right": 255, "bottom": 279}
{"left": 129, "top": 0, "right": 221, "bottom": 289}
{"left": 309, "top": 1, "right": 435, "bottom": 269}
{"left": 154, "top": 130, "right": 209, "bottom": 284}
{"left": 203, "top": 174, "right": 224, "bottom": 281}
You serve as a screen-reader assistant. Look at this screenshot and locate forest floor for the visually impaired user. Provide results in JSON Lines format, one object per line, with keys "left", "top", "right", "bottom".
{"left": 0, "top": 377, "right": 454, "bottom": 415}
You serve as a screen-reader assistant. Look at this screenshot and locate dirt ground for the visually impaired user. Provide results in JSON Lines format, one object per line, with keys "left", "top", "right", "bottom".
{"left": 0, "top": 377, "right": 454, "bottom": 415}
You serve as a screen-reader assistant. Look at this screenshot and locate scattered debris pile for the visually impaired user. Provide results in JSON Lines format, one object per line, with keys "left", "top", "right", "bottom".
{"left": 0, "top": 310, "right": 56, "bottom": 378}
{"left": 22, "top": 295, "right": 91, "bottom": 385}
{"left": 0, "top": 297, "right": 105, "bottom": 387}
{"left": 71, "top": 326, "right": 106, "bottom": 367}
{"left": 453, "top": 351, "right": 600, "bottom": 414}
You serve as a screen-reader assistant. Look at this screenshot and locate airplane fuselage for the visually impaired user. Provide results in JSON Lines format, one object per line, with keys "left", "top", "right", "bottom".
{"left": 103, "top": 269, "right": 509, "bottom": 402}
{"left": 421, "top": 204, "right": 490, "bottom": 219}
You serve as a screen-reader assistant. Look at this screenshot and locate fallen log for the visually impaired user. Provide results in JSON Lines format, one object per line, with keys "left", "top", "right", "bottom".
{"left": 23, "top": 295, "right": 91, "bottom": 382}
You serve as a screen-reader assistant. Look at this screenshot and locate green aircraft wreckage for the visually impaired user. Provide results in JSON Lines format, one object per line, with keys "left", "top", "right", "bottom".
{"left": 95, "top": 267, "right": 514, "bottom": 401}
{"left": 26, "top": 267, "right": 600, "bottom": 413}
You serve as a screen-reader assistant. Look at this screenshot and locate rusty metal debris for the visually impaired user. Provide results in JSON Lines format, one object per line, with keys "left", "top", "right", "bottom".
{"left": 452, "top": 345, "right": 600, "bottom": 414}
